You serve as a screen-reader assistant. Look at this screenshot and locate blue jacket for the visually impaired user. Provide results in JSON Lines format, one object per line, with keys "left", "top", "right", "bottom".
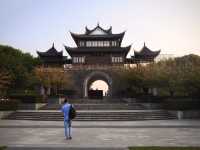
{"left": 61, "top": 103, "right": 71, "bottom": 121}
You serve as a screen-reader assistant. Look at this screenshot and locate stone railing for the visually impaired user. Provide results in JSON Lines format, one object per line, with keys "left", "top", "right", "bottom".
{"left": 64, "top": 64, "right": 128, "bottom": 71}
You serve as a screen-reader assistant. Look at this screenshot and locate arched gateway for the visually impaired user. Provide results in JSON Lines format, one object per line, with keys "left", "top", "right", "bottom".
{"left": 37, "top": 24, "right": 160, "bottom": 98}
{"left": 83, "top": 71, "right": 112, "bottom": 97}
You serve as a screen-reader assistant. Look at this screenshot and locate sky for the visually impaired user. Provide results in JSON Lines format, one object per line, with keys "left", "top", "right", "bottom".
{"left": 0, "top": 0, "right": 200, "bottom": 57}
{"left": 90, "top": 80, "right": 109, "bottom": 96}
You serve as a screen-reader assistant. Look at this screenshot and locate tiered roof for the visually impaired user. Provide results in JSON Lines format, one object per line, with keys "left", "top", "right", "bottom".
{"left": 133, "top": 43, "right": 160, "bottom": 60}
{"left": 37, "top": 43, "right": 63, "bottom": 57}
{"left": 64, "top": 45, "right": 131, "bottom": 55}
{"left": 70, "top": 24, "right": 125, "bottom": 46}
{"left": 85, "top": 24, "right": 112, "bottom": 35}
{"left": 37, "top": 43, "right": 67, "bottom": 64}
{"left": 37, "top": 24, "right": 161, "bottom": 65}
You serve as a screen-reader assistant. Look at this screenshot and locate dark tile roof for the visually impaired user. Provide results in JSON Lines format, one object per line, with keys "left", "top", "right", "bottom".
{"left": 70, "top": 24, "right": 125, "bottom": 47}
{"left": 134, "top": 43, "right": 160, "bottom": 59}
{"left": 41, "top": 57, "right": 66, "bottom": 63}
{"left": 70, "top": 31, "right": 125, "bottom": 40}
{"left": 126, "top": 57, "right": 155, "bottom": 63}
{"left": 70, "top": 32, "right": 125, "bottom": 47}
{"left": 85, "top": 23, "right": 112, "bottom": 35}
{"left": 37, "top": 43, "right": 63, "bottom": 57}
{"left": 64, "top": 45, "right": 131, "bottom": 55}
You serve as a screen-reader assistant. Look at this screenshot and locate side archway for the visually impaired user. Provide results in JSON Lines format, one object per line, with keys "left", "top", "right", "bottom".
{"left": 83, "top": 71, "right": 112, "bottom": 98}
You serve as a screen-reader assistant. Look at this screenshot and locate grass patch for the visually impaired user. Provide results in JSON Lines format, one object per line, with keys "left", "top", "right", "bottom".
{"left": 129, "top": 147, "right": 200, "bottom": 150}
{"left": 0, "top": 146, "right": 7, "bottom": 150}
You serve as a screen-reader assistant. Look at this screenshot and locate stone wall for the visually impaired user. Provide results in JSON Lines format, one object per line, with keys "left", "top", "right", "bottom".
{"left": 0, "top": 111, "right": 14, "bottom": 119}
{"left": 66, "top": 69, "right": 119, "bottom": 98}
{"left": 168, "top": 110, "right": 200, "bottom": 119}
{"left": 18, "top": 103, "right": 46, "bottom": 110}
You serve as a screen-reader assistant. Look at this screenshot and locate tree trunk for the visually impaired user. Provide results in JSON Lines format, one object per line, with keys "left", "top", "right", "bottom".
{"left": 169, "top": 90, "right": 174, "bottom": 97}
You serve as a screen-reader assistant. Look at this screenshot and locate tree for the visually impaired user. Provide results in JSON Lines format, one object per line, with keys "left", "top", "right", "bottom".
{"left": 152, "top": 54, "right": 200, "bottom": 97}
{"left": 34, "top": 67, "right": 72, "bottom": 97}
{"left": 0, "top": 45, "right": 41, "bottom": 92}
{"left": 179, "top": 55, "right": 200, "bottom": 96}
{"left": 114, "top": 67, "right": 146, "bottom": 97}
{"left": 0, "top": 71, "right": 11, "bottom": 96}
{"left": 155, "top": 59, "right": 182, "bottom": 96}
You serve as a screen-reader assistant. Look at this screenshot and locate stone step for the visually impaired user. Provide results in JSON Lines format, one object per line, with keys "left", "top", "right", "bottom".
{"left": 40, "top": 103, "right": 162, "bottom": 110}
{"left": 68, "top": 98, "right": 125, "bottom": 104}
{"left": 6, "top": 147, "right": 126, "bottom": 150}
{"left": 8, "top": 115, "right": 173, "bottom": 118}
{"left": 7, "top": 112, "right": 170, "bottom": 115}
{"left": 5, "top": 117, "right": 176, "bottom": 121}
{"left": 8, "top": 115, "right": 173, "bottom": 119}
{"left": 6, "top": 110, "right": 169, "bottom": 114}
{"left": 9, "top": 113, "right": 171, "bottom": 116}
{"left": 4, "top": 110, "right": 176, "bottom": 121}
{"left": 7, "top": 118, "right": 174, "bottom": 121}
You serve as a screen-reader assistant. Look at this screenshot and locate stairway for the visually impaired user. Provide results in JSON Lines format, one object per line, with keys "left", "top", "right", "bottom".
{"left": 39, "top": 103, "right": 150, "bottom": 110}
{"left": 40, "top": 98, "right": 163, "bottom": 110}
{"left": 4, "top": 110, "right": 176, "bottom": 121}
{"left": 3, "top": 98, "right": 177, "bottom": 121}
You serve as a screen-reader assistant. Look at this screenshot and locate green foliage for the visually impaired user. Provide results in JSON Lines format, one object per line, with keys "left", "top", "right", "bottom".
{"left": 163, "top": 99, "right": 200, "bottom": 110}
{"left": 117, "top": 54, "right": 200, "bottom": 97}
{"left": 34, "top": 67, "right": 72, "bottom": 96}
{"left": 8, "top": 92, "right": 44, "bottom": 103}
{"left": 113, "top": 68, "right": 141, "bottom": 97}
{"left": 178, "top": 55, "right": 200, "bottom": 96}
{"left": 0, "top": 146, "right": 7, "bottom": 150}
{"left": 0, "top": 45, "right": 41, "bottom": 94}
{"left": 0, "top": 100, "right": 18, "bottom": 111}
{"left": 0, "top": 72, "right": 11, "bottom": 95}
{"left": 129, "top": 147, "right": 200, "bottom": 150}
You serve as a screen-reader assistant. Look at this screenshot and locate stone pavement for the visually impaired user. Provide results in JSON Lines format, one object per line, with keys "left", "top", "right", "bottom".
{"left": 0, "top": 120, "right": 200, "bottom": 149}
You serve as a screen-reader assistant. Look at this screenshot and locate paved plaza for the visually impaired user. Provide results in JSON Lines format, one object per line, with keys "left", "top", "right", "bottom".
{"left": 0, "top": 120, "right": 200, "bottom": 149}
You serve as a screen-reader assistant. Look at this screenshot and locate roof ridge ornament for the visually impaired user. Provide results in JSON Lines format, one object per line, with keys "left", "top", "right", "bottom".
{"left": 85, "top": 26, "right": 89, "bottom": 33}
{"left": 52, "top": 42, "right": 55, "bottom": 48}
{"left": 82, "top": 24, "right": 115, "bottom": 35}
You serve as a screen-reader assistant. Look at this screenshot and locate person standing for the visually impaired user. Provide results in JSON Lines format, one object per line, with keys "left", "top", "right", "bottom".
{"left": 61, "top": 98, "right": 72, "bottom": 140}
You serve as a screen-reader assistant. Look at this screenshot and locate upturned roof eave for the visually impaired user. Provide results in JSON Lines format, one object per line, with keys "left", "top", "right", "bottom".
{"left": 70, "top": 31, "right": 125, "bottom": 40}
{"left": 134, "top": 50, "right": 161, "bottom": 57}
{"left": 37, "top": 50, "right": 63, "bottom": 57}
{"left": 134, "top": 44, "right": 161, "bottom": 57}
{"left": 85, "top": 24, "right": 112, "bottom": 35}
{"left": 64, "top": 45, "right": 131, "bottom": 55}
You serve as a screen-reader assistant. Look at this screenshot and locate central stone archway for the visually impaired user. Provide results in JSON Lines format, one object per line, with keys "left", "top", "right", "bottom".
{"left": 83, "top": 71, "right": 112, "bottom": 98}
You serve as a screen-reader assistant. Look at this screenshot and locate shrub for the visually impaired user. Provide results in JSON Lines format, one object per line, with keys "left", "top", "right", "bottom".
{"left": 8, "top": 93, "right": 44, "bottom": 103}
{"left": 0, "top": 99, "right": 18, "bottom": 110}
{"left": 163, "top": 98, "right": 200, "bottom": 110}
{"left": 0, "top": 146, "right": 7, "bottom": 150}
{"left": 129, "top": 147, "right": 200, "bottom": 150}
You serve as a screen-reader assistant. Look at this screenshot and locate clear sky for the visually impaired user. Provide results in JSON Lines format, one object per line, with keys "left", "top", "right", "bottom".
{"left": 90, "top": 80, "right": 108, "bottom": 96}
{"left": 0, "top": 0, "right": 200, "bottom": 57}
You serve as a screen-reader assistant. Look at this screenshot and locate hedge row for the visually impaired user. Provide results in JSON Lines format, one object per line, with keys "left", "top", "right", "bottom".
{"left": 0, "top": 100, "right": 18, "bottom": 111}
{"left": 163, "top": 99, "right": 200, "bottom": 110}
{"left": 133, "top": 96, "right": 200, "bottom": 110}
{"left": 8, "top": 93, "right": 44, "bottom": 103}
{"left": 129, "top": 147, "right": 200, "bottom": 150}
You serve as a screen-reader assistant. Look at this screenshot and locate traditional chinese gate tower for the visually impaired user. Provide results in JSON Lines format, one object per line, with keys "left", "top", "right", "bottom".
{"left": 37, "top": 24, "right": 160, "bottom": 98}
